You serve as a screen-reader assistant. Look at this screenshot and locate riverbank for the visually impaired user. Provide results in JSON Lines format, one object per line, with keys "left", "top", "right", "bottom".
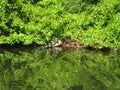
{"left": 0, "top": 0, "right": 120, "bottom": 50}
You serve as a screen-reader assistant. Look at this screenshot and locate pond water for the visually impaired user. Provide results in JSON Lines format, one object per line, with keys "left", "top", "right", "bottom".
{"left": 0, "top": 46, "right": 120, "bottom": 90}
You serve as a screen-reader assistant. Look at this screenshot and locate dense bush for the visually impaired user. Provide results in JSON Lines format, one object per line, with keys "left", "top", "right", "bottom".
{"left": 64, "top": 0, "right": 120, "bottom": 50}
{"left": 0, "top": 0, "right": 66, "bottom": 45}
{"left": 0, "top": 0, "right": 120, "bottom": 49}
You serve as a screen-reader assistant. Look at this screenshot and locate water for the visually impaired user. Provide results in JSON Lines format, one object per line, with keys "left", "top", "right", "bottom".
{"left": 0, "top": 46, "right": 120, "bottom": 90}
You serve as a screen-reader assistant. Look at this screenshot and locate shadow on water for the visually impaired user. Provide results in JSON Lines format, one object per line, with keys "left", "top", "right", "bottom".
{"left": 0, "top": 46, "right": 120, "bottom": 90}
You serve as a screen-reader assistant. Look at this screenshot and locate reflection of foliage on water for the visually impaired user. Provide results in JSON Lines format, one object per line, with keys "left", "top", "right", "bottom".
{"left": 0, "top": 47, "right": 120, "bottom": 90}
{"left": 79, "top": 50, "right": 120, "bottom": 90}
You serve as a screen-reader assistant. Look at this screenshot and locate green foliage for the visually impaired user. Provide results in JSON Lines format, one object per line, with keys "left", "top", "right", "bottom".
{"left": 64, "top": 0, "right": 120, "bottom": 49}
{"left": 0, "top": 0, "right": 65, "bottom": 45}
{"left": 0, "top": 0, "right": 120, "bottom": 49}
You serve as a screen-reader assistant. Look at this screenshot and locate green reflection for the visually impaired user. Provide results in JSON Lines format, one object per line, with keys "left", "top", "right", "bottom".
{"left": 0, "top": 47, "right": 120, "bottom": 90}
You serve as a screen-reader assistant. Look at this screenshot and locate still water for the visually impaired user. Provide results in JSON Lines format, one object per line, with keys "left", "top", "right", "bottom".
{"left": 0, "top": 46, "right": 120, "bottom": 90}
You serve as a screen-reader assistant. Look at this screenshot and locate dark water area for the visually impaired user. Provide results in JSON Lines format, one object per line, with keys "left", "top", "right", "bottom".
{"left": 0, "top": 46, "right": 120, "bottom": 90}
